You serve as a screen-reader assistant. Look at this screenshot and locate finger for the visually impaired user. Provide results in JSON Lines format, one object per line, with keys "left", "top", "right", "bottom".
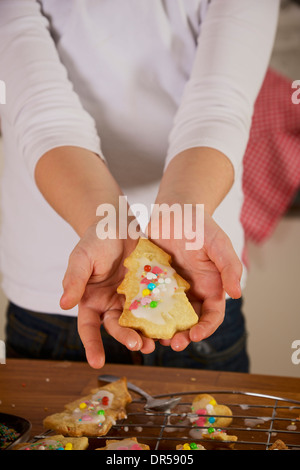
{"left": 103, "top": 310, "right": 144, "bottom": 351}
{"left": 139, "top": 336, "right": 156, "bottom": 355}
{"left": 189, "top": 294, "right": 225, "bottom": 342}
{"left": 77, "top": 306, "right": 106, "bottom": 369}
{"left": 60, "top": 246, "right": 93, "bottom": 310}
{"left": 208, "top": 231, "right": 243, "bottom": 299}
{"left": 159, "top": 339, "right": 171, "bottom": 346}
{"left": 170, "top": 330, "right": 191, "bottom": 352}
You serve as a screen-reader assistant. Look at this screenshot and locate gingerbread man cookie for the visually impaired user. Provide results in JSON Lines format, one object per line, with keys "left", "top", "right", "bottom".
{"left": 191, "top": 393, "right": 233, "bottom": 429}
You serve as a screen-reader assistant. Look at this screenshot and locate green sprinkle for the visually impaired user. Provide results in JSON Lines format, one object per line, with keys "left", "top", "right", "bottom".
{"left": 97, "top": 409, "right": 105, "bottom": 415}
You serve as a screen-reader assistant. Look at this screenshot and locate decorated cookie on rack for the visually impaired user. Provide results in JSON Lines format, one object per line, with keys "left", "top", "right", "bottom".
{"left": 202, "top": 428, "right": 238, "bottom": 448}
{"left": 43, "top": 378, "right": 132, "bottom": 437}
{"left": 13, "top": 435, "right": 89, "bottom": 450}
{"left": 176, "top": 442, "right": 206, "bottom": 450}
{"left": 269, "top": 439, "right": 289, "bottom": 450}
{"left": 191, "top": 393, "right": 233, "bottom": 429}
{"left": 96, "top": 438, "right": 150, "bottom": 450}
{"left": 117, "top": 238, "right": 198, "bottom": 339}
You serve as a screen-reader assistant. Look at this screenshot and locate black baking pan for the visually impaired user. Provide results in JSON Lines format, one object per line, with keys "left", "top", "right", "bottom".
{"left": 0, "top": 412, "right": 32, "bottom": 450}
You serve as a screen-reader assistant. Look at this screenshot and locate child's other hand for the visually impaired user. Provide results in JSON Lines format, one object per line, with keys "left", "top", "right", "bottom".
{"left": 147, "top": 209, "right": 242, "bottom": 352}
{"left": 60, "top": 225, "right": 155, "bottom": 368}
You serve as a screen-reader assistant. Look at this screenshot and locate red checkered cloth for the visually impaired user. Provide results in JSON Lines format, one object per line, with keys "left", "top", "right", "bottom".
{"left": 241, "top": 68, "right": 300, "bottom": 250}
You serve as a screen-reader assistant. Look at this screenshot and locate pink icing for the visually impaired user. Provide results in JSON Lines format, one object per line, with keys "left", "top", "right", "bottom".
{"left": 81, "top": 414, "right": 93, "bottom": 421}
{"left": 129, "top": 300, "right": 139, "bottom": 310}
{"left": 152, "top": 266, "right": 163, "bottom": 275}
{"left": 196, "top": 417, "right": 206, "bottom": 427}
{"left": 141, "top": 296, "right": 151, "bottom": 306}
{"left": 116, "top": 443, "right": 142, "bottom": 450}
{"left": 131, "top": 444, "right": 143, "bottom": 450}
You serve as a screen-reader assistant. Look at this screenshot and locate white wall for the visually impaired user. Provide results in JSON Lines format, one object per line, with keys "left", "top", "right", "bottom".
{"left": 243, "top": 1, "right": 300, "bottom": 378}
{"left": 0, "top": 137, "right": 7, "bottom": 341}
{"left": 244, "top": 219, "right": 300, "bottom": 377}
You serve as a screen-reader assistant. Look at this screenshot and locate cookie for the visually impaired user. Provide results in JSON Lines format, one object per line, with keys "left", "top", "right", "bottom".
{"left": 202, "top": 428, "right": 238, "bottom": 447}
{"left": 191, "top": 393, "right": 233, "bottom": 428}
{"left": 96, "top": 438, "right": 150, "bottom": 450}
{"left": 269, "top": 439, "right": 289, "bottom": 450}
{"left": 13, "top": 435, "right": 88, "bottom": 450}
{"left": 176, "top": 442, "right": 206, "bottom": 450}
{"left": 117, "top": 237, "right": 198, "bottom": 339}
{"left": 43, "top": 377, "right": 131, "bottom": 437}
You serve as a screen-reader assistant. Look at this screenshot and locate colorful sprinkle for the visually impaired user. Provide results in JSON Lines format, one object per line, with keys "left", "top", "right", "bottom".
{"left": 102, "top": 396, "right": 109, "bottom": 406}
{"left": 131, "top": 444, "right": 143, "bottom": 450}
{"left": 142, "top": 288, "right": 151, "bottom": 296}
{"left": 141, "top": 296, "right": 151, "bottom": 306}
{"left": 129, "top": 299, "right": 139, "bottom": 310}
{"left": 144, "top": 265, "right": 151, "bottom": 272}
{"left": 196, "top": 417, "right": 206, "bottom": 427}
{"left": 150, "top": 301, "right": 158, "bottom": 308}
{"left": 81, "top": 414, "right": 92, "bottom": 421}
{"left": 207, "top": 427, "right": 215, "bottom": 434}
{"left": 147, "top": 282, "right": 156, "bottom": 290}
{"left": 190, "top": 442, "right": 198, "bottom": 449}
{"left": 152, "top": 266, "right": 163, "bottom": 275}
{"left": 79, "top": 402, "right": 87, "bottom": 410}
{"left": 64, "top": 443, "right": 73, "bottom": 450}
{"left": 182, "top": 443, "right": 191, "bottom": 450}
{"left": 206, "top": 404, "right": 214, "bottom": 414}
{"left": 146, "top": 272, "right": 157, "bottom": 280}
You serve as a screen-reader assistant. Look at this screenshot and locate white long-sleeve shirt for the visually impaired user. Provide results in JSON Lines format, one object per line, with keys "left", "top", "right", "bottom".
{"left": 0, "top": 0, "right": 279, "bottom": 316}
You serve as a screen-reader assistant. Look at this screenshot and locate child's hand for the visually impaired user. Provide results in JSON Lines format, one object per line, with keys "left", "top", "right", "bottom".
{"left": 60, "top": 224, "right": 155, "bottom": 368}
{"left": 147, "top": 209, "right": 243, "bottom": 352}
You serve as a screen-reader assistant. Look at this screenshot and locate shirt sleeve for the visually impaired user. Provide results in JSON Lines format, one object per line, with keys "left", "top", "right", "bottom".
{"left": 165, "top": 0, "right": 280, "bottom": 177}
{"left": 0, "top": 0, "right": 105, "bottom": 180}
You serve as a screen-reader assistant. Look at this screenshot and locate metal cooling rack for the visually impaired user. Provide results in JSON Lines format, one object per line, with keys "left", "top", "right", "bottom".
{"left": 92, "top": 390, "right": 300, "bottom": 450}
{"left": 34, "top": 390, "right": 300, "bottom": 450}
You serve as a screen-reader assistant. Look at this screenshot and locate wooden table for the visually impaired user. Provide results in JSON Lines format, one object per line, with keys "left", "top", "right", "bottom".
{"left": 1, "top": 359, "right": 300, "bottom": 450}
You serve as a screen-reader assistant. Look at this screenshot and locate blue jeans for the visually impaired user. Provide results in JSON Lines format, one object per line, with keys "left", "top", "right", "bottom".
{"left": 5, "top": 298, "right": 249, "bottom": 372}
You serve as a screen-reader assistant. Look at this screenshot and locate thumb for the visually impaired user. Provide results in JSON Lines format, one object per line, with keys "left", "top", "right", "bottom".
{"left": 206, "top": 224, "right": 243, "bottom": 299}
{"left": 60, "top": 245, "right": 93, "bottom": 310}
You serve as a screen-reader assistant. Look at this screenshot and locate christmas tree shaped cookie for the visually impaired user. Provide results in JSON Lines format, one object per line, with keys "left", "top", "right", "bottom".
{"left": 117, "top": 238, "right": 198, "bottom": 339}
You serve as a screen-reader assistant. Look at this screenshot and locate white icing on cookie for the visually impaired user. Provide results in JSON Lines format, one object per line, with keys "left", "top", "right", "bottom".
{"left": 105, "top": 438, "right": 143, "bottom": 450}
{"left": 72, "top": 390, "right": 114, "bottom": 425}
{"left": 129, "top": 258, "right": 179, "bottom": 325}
